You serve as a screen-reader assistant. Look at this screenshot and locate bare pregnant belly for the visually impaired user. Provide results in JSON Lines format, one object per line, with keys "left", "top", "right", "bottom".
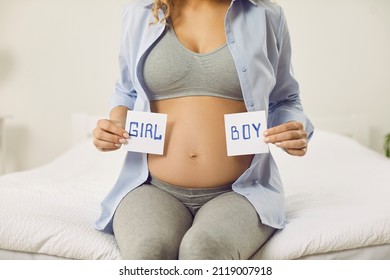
{"left": 147, "top": 97, "right": 254, "bottom": 188}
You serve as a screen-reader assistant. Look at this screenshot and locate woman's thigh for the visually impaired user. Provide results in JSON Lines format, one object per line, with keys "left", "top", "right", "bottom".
{"left": 113, "top": 184, "right": 193, "bottom": 259}
{"left": 179, "top": 191, "right": 275, "bottom": 260}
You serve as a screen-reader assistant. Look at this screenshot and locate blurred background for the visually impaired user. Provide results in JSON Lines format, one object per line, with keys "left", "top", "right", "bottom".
{"left": 0, "top": 0, "right": 389, "bottom": 174}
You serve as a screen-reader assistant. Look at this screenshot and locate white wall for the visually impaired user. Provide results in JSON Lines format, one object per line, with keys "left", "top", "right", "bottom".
{"left": 279, "top": 0, "right": 390, "bottom": 153}
{"left": 1, "top": 0, "right": 389, "bottom": 172}
{"left": 0, "top": 0, "right": 129, "bottom": 172}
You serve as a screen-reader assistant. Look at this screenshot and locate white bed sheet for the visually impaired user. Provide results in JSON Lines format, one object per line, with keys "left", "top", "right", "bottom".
{"left": 254, "top": 130, "right": 390, "bottom": 259}
{"left": 0, "top": 248, "right": 70, "bottom": 260}
{"left": 0, "top": 130, "right": 389, "bottom": 260}
{"left": 0, "top": 141, "right": 122, "bottom": 260}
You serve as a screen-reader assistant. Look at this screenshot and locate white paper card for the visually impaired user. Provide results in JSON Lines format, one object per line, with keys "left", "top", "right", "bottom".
{"left": 124, "top": 111, "right": 167, "bottom": 155}
{"left": 224, "top": 111, "right": 269, "bottom": 156}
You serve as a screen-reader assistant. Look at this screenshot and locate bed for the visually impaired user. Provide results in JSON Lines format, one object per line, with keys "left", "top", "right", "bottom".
{"left": 1, "top": 115, "right": 390, "bottom": 260}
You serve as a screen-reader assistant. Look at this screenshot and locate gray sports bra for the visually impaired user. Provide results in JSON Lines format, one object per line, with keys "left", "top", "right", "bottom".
{"left": 143, "top": 27, "right": 243, "bottom": 101}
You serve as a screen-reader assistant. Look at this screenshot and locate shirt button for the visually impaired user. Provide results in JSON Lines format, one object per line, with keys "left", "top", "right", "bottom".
{"left": 241, "top": 67, "right": 247, "bottom": 72}
{"left": 228, "top": 37, "right": 235, "bottom": 44}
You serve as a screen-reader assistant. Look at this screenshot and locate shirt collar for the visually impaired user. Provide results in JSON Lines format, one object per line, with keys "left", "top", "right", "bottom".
{"left": 242, "top": 0, "right": 258, "bottom": 5}
{"left": 231, "top": 0, "right": 258, "bottom": 5}
{"left": 144, "top": 0, "right": 258, "bottom": 8}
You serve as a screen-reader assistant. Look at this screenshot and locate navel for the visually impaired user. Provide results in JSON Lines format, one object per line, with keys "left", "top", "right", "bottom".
{"left": 189, "top": 153, "right": 198, "bottom": 159}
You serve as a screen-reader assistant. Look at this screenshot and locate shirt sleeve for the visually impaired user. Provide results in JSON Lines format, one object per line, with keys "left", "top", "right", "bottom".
{"left": 267, "top": 7, "right": 314, "bottom": 140}
{"left": 109, "top": 5, "right": 137, "bottom": 111}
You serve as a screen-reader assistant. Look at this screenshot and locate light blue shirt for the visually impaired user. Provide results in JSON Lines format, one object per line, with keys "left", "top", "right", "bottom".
{"left": 95, "top": 0, "right": 314, "bottom": 233}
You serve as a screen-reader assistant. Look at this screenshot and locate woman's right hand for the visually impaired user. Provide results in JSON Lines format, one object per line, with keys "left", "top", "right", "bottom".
{"left": 93, "top": 119, "right": 130, "bottom": 152}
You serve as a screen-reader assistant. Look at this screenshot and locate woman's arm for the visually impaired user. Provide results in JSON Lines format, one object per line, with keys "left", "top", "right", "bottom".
{"left": 265, "top": 7, "right": 314, "bottom": 156}
{"left": 93, "top": 6, "right": 136, "bottom": 152}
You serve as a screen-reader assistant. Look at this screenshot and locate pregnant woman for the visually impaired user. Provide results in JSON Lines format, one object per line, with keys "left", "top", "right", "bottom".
{"left": 93, "top": 0, "right": 313, "bottom": 260}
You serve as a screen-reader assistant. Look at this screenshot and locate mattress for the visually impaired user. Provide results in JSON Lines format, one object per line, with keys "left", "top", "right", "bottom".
{"left": 0, "top": 248, "right": 70, "bottom": 260}
{"left": 0, "top": 141, "right": 122, "bottom": 260}
{"left": 253, "top": 130, "right": 390, "bottom": 259}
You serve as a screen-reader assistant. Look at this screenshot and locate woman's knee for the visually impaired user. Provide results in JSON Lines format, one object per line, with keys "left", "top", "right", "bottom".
{"left": 179, "top": 229, "right": 237, "bottom": 260}
{"left": 113, "top": 184, "right": 193, "bottom": 260}
{"left": 178, "top": 192, "right": 275, "bottom": 260}
{"left": 119, "top": 236, "right": 178, "bottom": 260}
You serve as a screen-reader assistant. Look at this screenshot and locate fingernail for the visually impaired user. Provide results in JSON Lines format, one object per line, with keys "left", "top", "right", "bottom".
{"left": 263, "top": 131, "right": 269, "bottom": 136}
{"left": 264, "top": 137, "right": 270, "bottom": 143}
{"left": 275, "top": 142, "right": 282, "bottom": 147}
{"left": 123, "top": 132, "right": 130, "bottom": 138}
{"left": 119, "top": 138, "right": 127, "bottom": 144}
{"left": 115, "top": 144, "right": 122, "bottom": 148}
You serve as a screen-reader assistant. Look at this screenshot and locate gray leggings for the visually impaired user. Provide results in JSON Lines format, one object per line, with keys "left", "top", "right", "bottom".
{"left": 113, "top": 176, "right": 275, "bottom": 260}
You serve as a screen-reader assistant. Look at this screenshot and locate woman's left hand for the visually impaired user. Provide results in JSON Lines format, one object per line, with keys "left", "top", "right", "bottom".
{"left": 263, "top": 121, "right": 308, "bottom": 156}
